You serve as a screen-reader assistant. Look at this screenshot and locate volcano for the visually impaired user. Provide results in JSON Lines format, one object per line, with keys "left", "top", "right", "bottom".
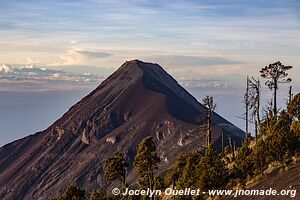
{"left": 0, "top": 60, "right": 244, "bottom": 200}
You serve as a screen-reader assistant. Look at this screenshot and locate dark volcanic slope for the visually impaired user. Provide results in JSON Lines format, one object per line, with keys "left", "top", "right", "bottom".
{"left": 0, "top": 60, "right": 244, "bottom": 200}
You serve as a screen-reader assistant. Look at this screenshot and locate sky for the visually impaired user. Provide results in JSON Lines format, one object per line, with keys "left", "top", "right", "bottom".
{"left": 0, "top": 0, "right": 300, "bottom": 146}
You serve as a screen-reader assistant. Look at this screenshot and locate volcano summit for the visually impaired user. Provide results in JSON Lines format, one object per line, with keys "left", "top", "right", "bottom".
{"left": 0, "top": 60, "right": 244, "bottom": 200}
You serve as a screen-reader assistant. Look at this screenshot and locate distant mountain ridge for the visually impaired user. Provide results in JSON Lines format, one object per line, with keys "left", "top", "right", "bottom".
{"left": 0, "top": 60, "right": 244, "bottom": 200}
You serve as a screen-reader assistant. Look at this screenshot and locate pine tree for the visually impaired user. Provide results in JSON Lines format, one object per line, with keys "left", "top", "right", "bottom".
{"left": 55, "top": 185, "right": 85, "bottom": 200}
{"left": 260, "top": 61, "right": 292, "bottom": 116}
{"left": 196, "top": 144, "right": 228, "bottom": 191}
{"left": 252, "top": 138, "right": 267, "bottom": 175}
{"left": 176, "top": 152, "right": 201, "bottom": 189}
{"left": 248, "top": 76, "right": 261, "bottom": 138}
{"left": 265, "top": 111, "right": 295, "bottom": 162}
{"left": 134, "top": 136, "right": 160, "bottom": 197}
{"left": 154, "top": 176, "right": 164, "bottom": 190}
{"left": 291, "top": 120, "right": 300, "bottom": 142}
{"left": 287, "top": 92, "right": 300, "bottom": 120}
{"left": 104, "top": 152, "right": 129, "bottom": 188}
{"left": 235, "top": 134, "right": 254, "bottom": 178}
{"left": 164, "top": 153, "right": 188, "bottom": 188}
{"left": 88, "top": 187, "right": 107, "bottom": 200}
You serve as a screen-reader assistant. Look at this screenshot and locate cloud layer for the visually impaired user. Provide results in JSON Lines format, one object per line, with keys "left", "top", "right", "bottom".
{"left": 0, "top": 64, "right": 103, "bottom": 92}
{"left": 0, "top": 63, "right": 241, "bottom": 92}
{"left": 146, "top": 55, "right": 242, "bottom": 67}
{"left": 56, "top": 49, "right": 112, "bottom": 66}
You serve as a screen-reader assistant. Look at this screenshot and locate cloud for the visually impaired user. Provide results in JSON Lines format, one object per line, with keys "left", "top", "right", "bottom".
{"left": 0, "top": 64, "right": 104, "bottom": 92}
{"left": 178, "top": 78, "right": 230, "bottom": 89}
{"left": 56, "top": 49, "right": 112, "bottom": 65}
{"left": 145, "top": 55, "right": 242, "bottom": 67}
{"left": 75, "top": 51, "right": 112, "bottom": 58}
{"left": 70, "top": 40, "right": 78, "bottom": 44}
{"left": 26, "top": 57, "right": 40, "bottom": 65}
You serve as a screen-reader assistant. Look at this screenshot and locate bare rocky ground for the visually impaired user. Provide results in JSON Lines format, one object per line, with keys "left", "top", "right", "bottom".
{"left": 223, "top": 161, "right": 300, "bottom": 200}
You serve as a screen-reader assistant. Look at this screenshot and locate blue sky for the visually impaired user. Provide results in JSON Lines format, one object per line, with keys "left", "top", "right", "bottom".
{"left": 1, "top": 0, "right": 300, "bottom": 73}
{"left": 0, "top": 0, "right": 299, "bottom": 145}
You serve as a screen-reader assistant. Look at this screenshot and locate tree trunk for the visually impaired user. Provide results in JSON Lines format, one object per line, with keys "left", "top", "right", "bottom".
{"left": 122, "top": 175, "right": 126, "bottom": 189}
{"left": 255, "top": 120, "right": 258, "bottom": 141}
{"left": 274, "top": 79, "right": 278, "bottom": 117}
{"left": 221, "top": 130, "right": 224, "bottom": 154}
{"left": 256, "top": 78, "right": 261, "bottom": 125}
{"left": 147, "top": 168, "right": 153, "bottom": 200}
{"left": 172, "top": 179, "right": 176, "bottom": 200}
{"left": 256, "top": 106, "right": 260, "bottom": 125}
{"left": 207, "top": 111, "right": 212, "bottom": 147}
{"left": 289, "top": 85, "right": 292, "bottom": 104}
{"left": 151, "top": 172, "right": 155, "bottom": 200}
{"left": 245, "top": 76, "right": 249, "bottom": 133}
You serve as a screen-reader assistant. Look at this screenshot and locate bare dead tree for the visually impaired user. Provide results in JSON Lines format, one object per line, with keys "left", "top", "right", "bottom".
{"left": 221, "top": 129, "right": 224, "bottom": 154}
{"left": 260, "top": 61, "right": 292, "bottom": 117}
{"left": 245, "top": 76, "right": 250, "bottom": 134}
{"left": 248, "top": 76, "right": 261, "bottom": 139}
{"left": 203, "top": 96, "right": 217, "bottom": 147}
{"left": 238, "top": 76, "right": 251, "bottom": 134}
{"left": 227, "top": 136, "right": 235, "bottom": 161}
